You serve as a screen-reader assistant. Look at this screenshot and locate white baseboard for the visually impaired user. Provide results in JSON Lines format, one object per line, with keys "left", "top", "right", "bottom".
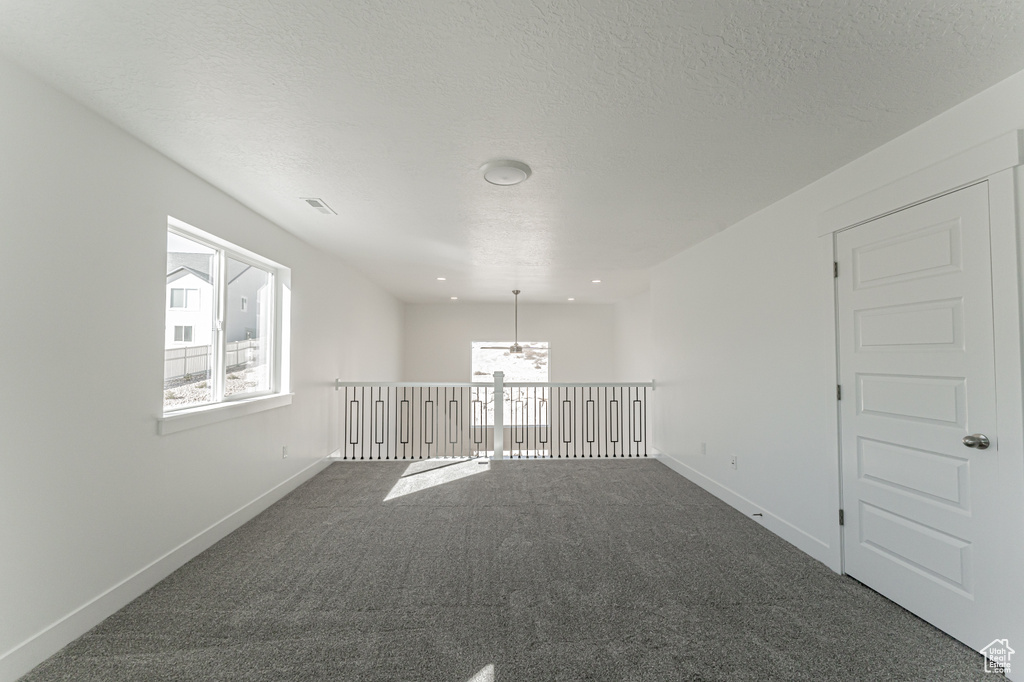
{"left": 0, "top": 457, "right": 332, "bottom": 682}
{"left": 657, "top": 453, "right": 840, "bottom": 572}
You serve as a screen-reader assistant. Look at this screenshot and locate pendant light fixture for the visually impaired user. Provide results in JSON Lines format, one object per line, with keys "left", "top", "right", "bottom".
{"left": 480, "top": 290, "right": 525, "bottom": 353}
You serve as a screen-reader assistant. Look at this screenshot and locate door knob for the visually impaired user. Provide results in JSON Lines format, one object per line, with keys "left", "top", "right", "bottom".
{"left": 962, "top": 434, "right": 990, "bottom": 450}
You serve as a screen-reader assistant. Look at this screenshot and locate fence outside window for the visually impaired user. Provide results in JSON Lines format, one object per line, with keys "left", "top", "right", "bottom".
{"left": 164, "top": 339, "right": 259, "bottom": 382}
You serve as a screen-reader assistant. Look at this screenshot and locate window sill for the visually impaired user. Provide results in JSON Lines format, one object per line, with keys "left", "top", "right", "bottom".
{"left": 158, "top": 393, "right": 293, "bottom": 435}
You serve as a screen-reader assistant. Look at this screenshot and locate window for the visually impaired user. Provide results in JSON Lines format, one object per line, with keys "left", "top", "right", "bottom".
{"left": 471, "top": 341, "right": 549, "bottom": 382}
{"left": 169, "top": 288, "right": 198, "bottom": 309}
{"left": 164, "top": 218, "right": 287, "bottom": 414}
{"left": 471, "top": 342, "right": 549, "bottom": 425}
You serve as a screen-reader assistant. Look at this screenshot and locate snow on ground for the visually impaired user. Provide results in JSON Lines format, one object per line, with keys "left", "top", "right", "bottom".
{"left": 471, "top": 342, "right": 548, "bottom": 382}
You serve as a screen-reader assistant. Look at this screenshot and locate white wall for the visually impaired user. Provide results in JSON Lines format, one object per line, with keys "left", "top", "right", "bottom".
{"left": 0, "top": 56, "right": 402, "bottom": 681}
{"left": 612, "top": 291, "right": 653, "bottom": 382}
{"left": 402, "top": 302, "right": 615, "bottom": 382}
{"left": 651, "top": 68, "right": 1024, "bottom": 571}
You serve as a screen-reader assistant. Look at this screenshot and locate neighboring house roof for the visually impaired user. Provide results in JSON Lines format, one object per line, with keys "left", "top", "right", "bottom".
{"left": 167, "top": 266, "right": 211, "bottom": 285}
{"left": 166, "top": 252, "right": 212, "bottom": 279}
{"left": 167, "top": 251, "right": 254, "bottom": 285}
{"left": 227, "top": 263, "right": 251, "bottom": 285}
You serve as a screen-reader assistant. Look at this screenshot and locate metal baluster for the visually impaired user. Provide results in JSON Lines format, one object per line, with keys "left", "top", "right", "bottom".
{"left": 573, "top": 386, "right": 579, "bottom": 458}
{"left": 622, "top": 382, "right": 630, "bottom": 456}
{"left": 535, "top": 386, "right": 540, "bottom": 458}
{"left": 342, "top": 386, "right": 348, "bottom": 460}
{"left": 642, "top": 385, "right": 648, "bottom": 456}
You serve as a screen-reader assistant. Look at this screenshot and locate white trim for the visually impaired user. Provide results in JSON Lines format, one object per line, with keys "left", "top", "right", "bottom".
{"left": 818, "top": 130, "right": 1023, "bottom": 236}
{"left": 818, "top": 132, "right": 1024, "bottom": 580}
{"left": 334, "top": 380, "right": 655, "bottom": 389}
{"left": 0, "top": 457, "right": 331, "bottom": 682}
{"left": 167, "top": 216, "right": 285, "bottom": 271}
{"left": 818, "top": 146, "right": 1024, "bottom": 653}
{"left": 657, "top": 453, "right": 840, "bottom": 571}
{"left": 987, "top": 167, "right": 1024, "bottom": 651}
{"left": 158, "top": 392, "right": 293, "bottom": 435}
{"left": 820, "top": 234, "right": 845, "bottom": 571}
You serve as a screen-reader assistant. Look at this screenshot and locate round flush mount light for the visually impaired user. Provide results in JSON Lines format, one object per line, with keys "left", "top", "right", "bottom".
{"left": 481, "top": 160, "right": 531, "bottom": 186}
{"left": 591, "top": 279, "right": 601, "bottom": 283}
{"left": 568, "top": 298, "right": 575, "bottom": 301}
{"left": 436, "top": 277, "right": 446, "bottom": 281}
{"left": 451, "top": 296, "right": 459, "bottom": 301}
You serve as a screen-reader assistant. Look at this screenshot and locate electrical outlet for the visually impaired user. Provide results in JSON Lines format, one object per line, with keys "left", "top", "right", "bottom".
{"left": 282, "top": 446, "right": 289, "bottom": 459}
{"left": 701, "top": 441, "right": 707, "bottom": 455}
{"left": 730, "top": 455, "right": 737, "bottom": 470}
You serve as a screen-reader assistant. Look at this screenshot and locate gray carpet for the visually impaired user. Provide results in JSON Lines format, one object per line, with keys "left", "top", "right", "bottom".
{"left": 22, "top": 459, "right": 996, "bottom": 681}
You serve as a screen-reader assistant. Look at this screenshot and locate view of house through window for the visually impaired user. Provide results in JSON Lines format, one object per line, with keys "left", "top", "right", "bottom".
{"left": 165, "top": 232, "right": 215, "bottom": 407}
{"left": 471, "top": 342, "right": 549, "bottom": 426}
{"left": 164, "top": 223, "right": 278, "bottom": 411}
{"left": 224, "top": 257, "right": 272, "bottom": 397}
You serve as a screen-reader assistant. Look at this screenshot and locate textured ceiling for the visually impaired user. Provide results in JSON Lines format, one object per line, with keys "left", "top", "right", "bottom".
{"left": 2, "top": 1, "right": 1023, "bottom": 302}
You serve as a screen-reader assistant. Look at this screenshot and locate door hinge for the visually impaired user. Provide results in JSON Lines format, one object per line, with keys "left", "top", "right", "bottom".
{"left": 834, "top": 261, "right": 838, "bottom": 278}
{"left": 839, "top": 509, "right": 845, "bottom": 526}
{"left": 837, "top": 385, "right": 842, "bottom": 400}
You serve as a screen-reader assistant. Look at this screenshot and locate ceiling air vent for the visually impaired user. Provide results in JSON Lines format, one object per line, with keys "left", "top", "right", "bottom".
{"left": 301, "top": 197, "right": 337, "bottom": 215}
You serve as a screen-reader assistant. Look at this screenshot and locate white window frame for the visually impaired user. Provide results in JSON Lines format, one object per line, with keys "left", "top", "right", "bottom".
{"left": 169, "top": 288, "right": 198, "bottom": 310}
{"left": 470, "top": 341, "right": 551, "bottom": 427}
{"left": 173, "top": 325, "right": 194, "bottom": 343}
{"left": 470, "top": 341, "right": 551, "bottom": 383}
{"left": 160, "top": 217, "right": 291, "bottom": 434}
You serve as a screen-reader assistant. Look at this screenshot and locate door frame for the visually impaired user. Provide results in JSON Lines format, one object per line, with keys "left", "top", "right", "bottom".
{"left": 818, "top": 130, "right": 1024, "bottom": 655}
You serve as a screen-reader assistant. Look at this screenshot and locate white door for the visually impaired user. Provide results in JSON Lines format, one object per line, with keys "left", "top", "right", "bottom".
{"left": 836, "top": 182, "right": 1007, "bottom": 652}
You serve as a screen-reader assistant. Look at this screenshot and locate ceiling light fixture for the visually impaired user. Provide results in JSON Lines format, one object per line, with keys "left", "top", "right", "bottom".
{"left": 479, "top": 290, "right": 525, "bottom": 354}
{"left": 451, "top": 296, "right": 458, "bottom": 300}
{"left": 437, "top": 277, "right": 446, "bottom": 281}
{"left": 568, "top": 298, "right": 575, "bottom": 301}
{"left": 591, "top": 279, "right": 601, "bottom": 283}
{"left": 481, "top": 160, "right": 531, "bottom": 186}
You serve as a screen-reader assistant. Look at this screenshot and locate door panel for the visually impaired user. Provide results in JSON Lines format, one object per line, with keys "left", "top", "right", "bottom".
{"left": 855, "top": 298, "right": 963, "bottom": 350}
{"left": 857, "top": 502, "right": 971, "bottom": 591}
{"left": 856, "top": 438, "right": 968, "bottom": 508}
{"left": 837, "top": 182, "right": 1002, "bottom": 652}
{"left": 851, "top": 219, "right": 962, "bottom": 287}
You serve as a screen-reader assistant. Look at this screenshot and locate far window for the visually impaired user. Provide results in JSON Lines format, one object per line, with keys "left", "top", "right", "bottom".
{"left": 169, "top": 288, "right": 198, "bottom": 309}
{"left": 471, "top": 341, "right": 549, "bottom": 382}
{"left": 240, "top": 296, "right": 248, "bottom": 312}
{"left": 173, "top": 325, "right": 193, "bottom": 343}
{"left": 471, "top": 342, "right": 549, "bottom": 426}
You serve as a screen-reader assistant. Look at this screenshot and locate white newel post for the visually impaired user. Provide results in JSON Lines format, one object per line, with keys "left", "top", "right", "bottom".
{"left": 493, "top": 371, "right": 504, "bottom": 460}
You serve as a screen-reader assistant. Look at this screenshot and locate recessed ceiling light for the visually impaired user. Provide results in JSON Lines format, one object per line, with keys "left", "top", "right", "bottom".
{"left": 591, "top": 279, "right": 601, "bottom": 283}
{"left": 568, "top": 298, "right": 575, "bottom": 301}
{"left": 481, "top": 160, "right": 531, "bottom": 186}
{"left": 436, "top": 277, "right": 446, "bottom": 281}
{"left": 451, "top": 296, "right": 458, "bottom": 301}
